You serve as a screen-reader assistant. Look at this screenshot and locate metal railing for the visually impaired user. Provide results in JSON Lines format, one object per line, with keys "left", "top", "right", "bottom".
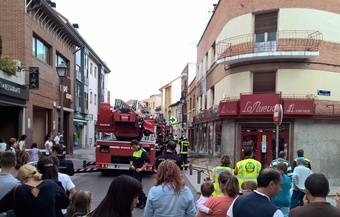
{"left": 217, "top": 30, "right": 323, "bottom": 59}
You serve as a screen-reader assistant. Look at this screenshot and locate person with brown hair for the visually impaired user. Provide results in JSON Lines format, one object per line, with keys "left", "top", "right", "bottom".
{"left": 196, "top": 181, "right": 214, "bottom": 215}
{"left": 0, "top": 164, "right": 69, "bottom": 217}
{"left": 144, "top": 160, "right": 196, "bottom": 217}
{"left": 197, "top": 171, "right": 239, "bottom": 217}
{"left": 241, "top": 181, "right": 257, "bottom": 195}
{"left": 67, "top": 190, "right": 92, "bottom": 217}
{"left": 211, "top": 155, "right": 232, "bottom": 196}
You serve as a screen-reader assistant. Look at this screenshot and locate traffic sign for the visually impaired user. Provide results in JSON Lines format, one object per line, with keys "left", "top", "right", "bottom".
{"left": 273, "top": 104, "right": 283, "bottom": 126}
{"left": 169, "top": 116, "right": 177, "bottom": 124}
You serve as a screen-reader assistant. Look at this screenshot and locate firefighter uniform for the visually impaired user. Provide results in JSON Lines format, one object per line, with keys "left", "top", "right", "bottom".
{"left": 156, "top": 150, "right": 182, "bottom": 169}
{"left": 235, "top": 158, "right": 261, "bottom": 189}
{"left": 211, "top": 166, "right": 232, "bottom": 196}
{"left": 179, "top": 139, "right": 190, "bottom": 169}
{"left": 131, "top": 147, "right": 149, "bottom": 207}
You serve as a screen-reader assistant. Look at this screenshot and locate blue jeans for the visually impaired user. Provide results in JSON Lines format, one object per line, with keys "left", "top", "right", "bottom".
{"left": 291, "top": 189, "right": 305, "bottom": 209}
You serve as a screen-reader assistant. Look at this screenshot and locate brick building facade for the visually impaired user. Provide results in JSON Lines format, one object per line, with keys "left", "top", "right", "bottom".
{"left": 0, "top": 0, "right": 82, "bottom": 152}
{"left": 191, "top": 0, "right": 340, "bottom": 184}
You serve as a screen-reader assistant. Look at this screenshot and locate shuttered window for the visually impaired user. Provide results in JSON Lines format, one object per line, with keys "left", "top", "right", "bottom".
{"left": 253, "top": 71, "right": 276, "bottom": 93}
{"left": 255, "top": 11, "right": 278, "bottom": 42}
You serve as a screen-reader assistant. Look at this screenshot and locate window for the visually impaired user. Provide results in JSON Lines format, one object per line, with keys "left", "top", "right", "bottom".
{"left": 56, "top": 53, "right": 69, "bottom": 75}
{"left": 90, "top": 63, "right": 93, "bottom": 75}
{"left": 32, "top": 35, "right": 50, "bottom": 64}
{"left": 90, "top": 92, "right": 93, "bottom": 104}
{"left": 94, "top": 94, "right": 97, "bottom": 105}
{"left": 255, "top": 11, "right": 278, "bottom": 42}
{"left": 84, "top": 92, "right": 88, "bottom": 111}
{"left": 253, "top": 71, "right": 276, "bottom": 93}
{"left": 85, "top": 54, "right": 89, "bottom": 78}
{"left": 94, "top": 67, "right": 97, "bottom": 78}
{"left": 75, "top": 83, "right": 81, "bottom": 109}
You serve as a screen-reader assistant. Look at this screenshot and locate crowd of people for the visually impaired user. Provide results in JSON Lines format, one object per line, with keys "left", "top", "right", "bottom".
{"left": 1, "top": 137, "right": 340, "bottom": 217}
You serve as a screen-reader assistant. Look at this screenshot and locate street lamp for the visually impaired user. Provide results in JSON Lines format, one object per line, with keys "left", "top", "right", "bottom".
{"left": 56, "top": 62, "right": 67, "bottom": 145}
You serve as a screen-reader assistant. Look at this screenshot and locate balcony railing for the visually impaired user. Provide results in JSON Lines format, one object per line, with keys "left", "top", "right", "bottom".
{"left": 216, "top": 30, "right": 322, "bottom": 64}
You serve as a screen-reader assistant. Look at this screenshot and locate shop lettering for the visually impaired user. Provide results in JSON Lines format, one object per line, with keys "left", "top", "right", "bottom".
{"left": 242, "top": 101, "right": 274, "bottom": 113}
{"left": 286, "top": 104, "right": 311, "bottom": 114}
{"left": 0, "top": 81, "right": 21, "bottom": 94}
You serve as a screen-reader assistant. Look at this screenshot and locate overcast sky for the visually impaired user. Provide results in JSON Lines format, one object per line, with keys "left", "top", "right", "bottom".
{"left": 55, "top": 0, "right": 218, "bottom": 101}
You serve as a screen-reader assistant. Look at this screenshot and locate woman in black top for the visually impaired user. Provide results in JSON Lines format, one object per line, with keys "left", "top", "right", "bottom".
{"left": 0, "top": 164, "right": 69, "bottom": 217}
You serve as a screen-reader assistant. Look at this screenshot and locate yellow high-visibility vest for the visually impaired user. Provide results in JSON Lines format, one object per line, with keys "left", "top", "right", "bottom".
{"left": 211, "top": 166, "right": 232, "bottom": 196}
{"left": 133, "top": 148, "right": 146, "bottom": 158}
{"left": 179, "top": 141, "right": 190, "bottom": 154}
{"left": 236, "top": 158, "right": 261, "bottom": 188}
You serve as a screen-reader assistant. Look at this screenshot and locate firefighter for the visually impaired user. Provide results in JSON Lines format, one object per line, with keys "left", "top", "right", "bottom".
{"left": 211, "top": 155, "right": 233, "bottom": 196}
{"left": 155, "top": 140, "right": 182, "bottom": 170}
{"left": 178, "top": 137, "right": 190, "bottom": 169}
{"left": 234, "top": 147, "right": 261, "bottom": 189}
{"left": 130, "top": 139, "right": 149, "bottom": 208}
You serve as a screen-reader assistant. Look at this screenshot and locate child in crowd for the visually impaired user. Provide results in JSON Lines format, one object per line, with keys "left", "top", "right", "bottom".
{"left": 241, "top": 180, "right": 257, "bottom": 195}
{"left": 67, "top": 190, "right": 92, "bottom": 217}
{"left": 196, "top": 181, "right": 214, "bottom": 214}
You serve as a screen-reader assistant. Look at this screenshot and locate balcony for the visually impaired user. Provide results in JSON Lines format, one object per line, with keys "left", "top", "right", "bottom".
{"left": 216, "top": 30, "right": 322, "bottom": 65}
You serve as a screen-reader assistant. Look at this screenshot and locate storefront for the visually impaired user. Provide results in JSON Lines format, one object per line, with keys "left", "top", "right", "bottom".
{"left": 219, "top": 93, "right": 315, "bottom": 167}
{"left": 0, "top": 77, "right": 29, "bottom": 141}
{"left": 73, "top": 112, "right": 88, "bottom": 148}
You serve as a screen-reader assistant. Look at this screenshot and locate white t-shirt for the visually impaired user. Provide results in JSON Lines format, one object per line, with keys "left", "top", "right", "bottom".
{"left": 54, "top": 136, "right": 60, "bottom": 145}
{"left": 0, "top": 143, "right": 6, "bottom": 152}
{"left": 196, "top": 195, "right": 210, "bottom": 214}
{"left": 292, "top": 165, "right": 312, "bottom": 191}
{"left": 58, "top": 172, "right": 75, "bottom": 192}
{"left": 18, "top": 141, "right": 25, "bottom": 151}
{"left": 44, "top": 140, "right": 53, "bottom": 155}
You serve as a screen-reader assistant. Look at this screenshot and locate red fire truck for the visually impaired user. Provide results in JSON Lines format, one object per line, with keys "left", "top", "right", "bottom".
{"left": 95, "top": 100, "right": 156, "bottom": 172}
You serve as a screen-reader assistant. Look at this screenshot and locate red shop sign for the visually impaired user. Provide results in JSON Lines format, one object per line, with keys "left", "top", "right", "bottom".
{"left": 283, "top": 99, "right": 315, "bottom": 115}
{"left": 219, "top": 101, "right": 238, "bottom": 116}
{"left": 240, "top": 93, "right": 281, "bottom": 115}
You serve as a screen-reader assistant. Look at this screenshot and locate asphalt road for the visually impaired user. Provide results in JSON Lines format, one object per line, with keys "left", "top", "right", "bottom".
{"left": 71, "top": 170, "right": 198, "bottom": 217}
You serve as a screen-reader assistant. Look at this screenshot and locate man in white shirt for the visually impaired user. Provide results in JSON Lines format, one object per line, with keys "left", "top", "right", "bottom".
{"left": 291, "top": 157, "right": 312, "bottom": 208}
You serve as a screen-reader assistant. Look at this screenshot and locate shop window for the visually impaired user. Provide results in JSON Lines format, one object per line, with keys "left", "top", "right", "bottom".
{"left": 32, "top": 35, "right": 50, "bottom": 64}
{"left": 253, "top": 71, "right": 276, "bottom": 93}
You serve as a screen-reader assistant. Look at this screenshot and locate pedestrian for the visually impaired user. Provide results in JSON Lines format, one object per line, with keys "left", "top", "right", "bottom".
{"left": 15, "top": 148, "right": 29, "bottom": 169}
{"left": 52, "top": 144, "right": 74, "bottom": 176}
{"left": 196, "top": 181, "right": 214, "bottom": 215}
{"left": 90, "top": 175, "right": 142, "bottom": 217}
{"left": 178, "top": 137, "right": 190, "bottom": 169}
{"left": 240, "top": 180, "right": 257, "bottom": 195}
{"left": 197, "top": 172, "right": 239, "bottom": 217}
{"left": 335, "top": 187, "right": 340, "bottom": 209}
{"left": 290, "top": 158, "right": 312, "bottom": 209}
{"left": 17, "top": 135, "right": 26, "bottom": 151}
{"left": 270, "top": 151, "right": 292, "bottom": 174}
{"left": 44, "top": 135, "right": 53, "bottom": 156}
{"left": 227, "top": 168, "right": 284, "bottom": 217}
{"left": 54, "top": 132, "right": 61, "bottom": 145}
{"left": 155, "top": 140, "right": 182, "bottom": 169}
{"left": 271, "top": 163, "right": 292, "bottom": 217}
{"left": 289, "top": 173, "right": 340, "bottom": 217}
{"left": 6, "top": 138, "right": 17, "bottom": 153}
{"left": 130, "top": 139, "right": 149, "bottom": 208}
{"left": 144, "top": 160, "right": 196, "bottom": 217}
{"left": 211, "top": 154, "right": 233, "bottom": 196}
{"left": 234, "top": 147, "right": 261, "bottom": 189}
{"left": 66, "top": 190, "right": 92, "bottom": 217}
{"left": 292, "top": 149, "right": 311, "bottom": 170}
{"left": 29, "top": 142, "right": 41, "bottom": 163}
{"left": 0, "top": 138, "right": 7, "bottom": 153}
{"left": 0, "top": 152, "right": 20, "bottom": 199}
{"left": 0, "top": 151, "right": 19, "bottom": 217}
{"left": 0, "top": 164, "right": 69, "bottom": 217}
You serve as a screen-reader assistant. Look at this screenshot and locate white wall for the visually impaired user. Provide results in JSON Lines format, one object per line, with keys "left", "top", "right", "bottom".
{"left": 88, "top": 57, "right": 99, "bottom": 146}
{"left": 171, "top": 77, "right": 181, "bottom": 104}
